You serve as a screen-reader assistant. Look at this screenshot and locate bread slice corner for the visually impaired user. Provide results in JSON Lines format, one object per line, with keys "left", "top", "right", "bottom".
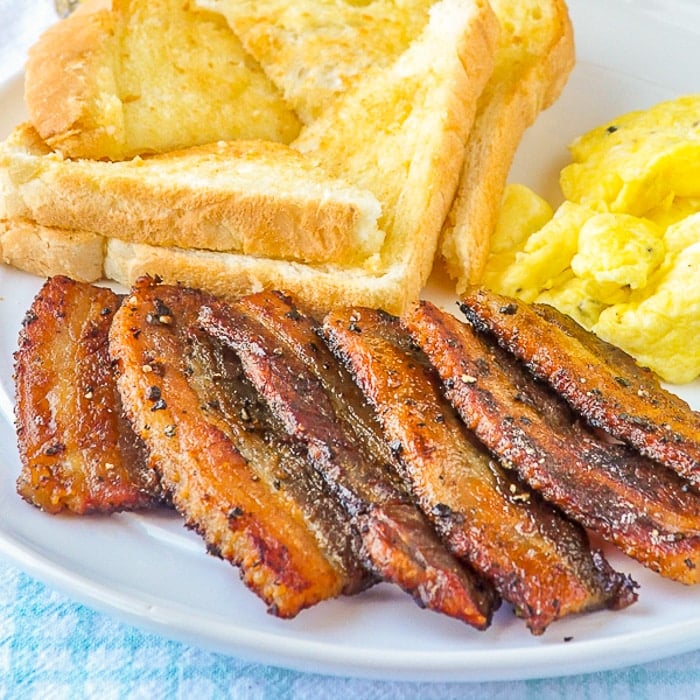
{"left": 440, "top": 0, "right": 576, "bottom": 293}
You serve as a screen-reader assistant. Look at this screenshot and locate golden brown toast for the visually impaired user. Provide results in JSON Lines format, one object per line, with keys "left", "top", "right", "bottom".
{"left": 198, "top": 0, "right": 436, "bottom": 124}
{"left": 440, "top": 0, "right": 575, "bottom": 292}
{"left": 3, "top": 0, "right": 498, "bottom": 315}
{"left": 0, "top": 123, "right": 383, "bottom": 267}
{"left": 24, "top": 0, "right": 301, "bottom": 160}
{"left": 1, "top": 0, "right": 574, "bottom": 317}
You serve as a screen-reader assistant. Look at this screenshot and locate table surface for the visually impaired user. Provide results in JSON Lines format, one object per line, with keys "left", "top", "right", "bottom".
{"left": 2, "top": 1, "right": 700, "bottom": 697}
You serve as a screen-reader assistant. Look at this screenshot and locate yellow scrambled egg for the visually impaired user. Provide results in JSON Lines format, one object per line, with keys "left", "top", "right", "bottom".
{"left": 482, "top": 95, "right": 700, "bottom": 384}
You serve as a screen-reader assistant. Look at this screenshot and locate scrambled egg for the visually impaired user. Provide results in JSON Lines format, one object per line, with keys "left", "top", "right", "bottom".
{"left": 560, "top": 95, "right": 700, "bottom": 216}
{"left": 482, "top": 95, "right": 700, "bottom": 384}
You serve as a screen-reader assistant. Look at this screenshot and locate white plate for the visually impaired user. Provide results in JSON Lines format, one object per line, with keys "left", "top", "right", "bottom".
{"left": 1, "top": 0, "right": 700, "bottom": 682}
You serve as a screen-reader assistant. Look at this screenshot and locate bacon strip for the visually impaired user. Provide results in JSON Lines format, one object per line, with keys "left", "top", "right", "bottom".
{"left": 14, "top": 276, "right": 161, "bottom": 514}
{"left": 405, "top": 300, "right": 700, "bottom": 584}
{"left": 109, "top": 278, "right": 363, "bottom": 617}
{"left": 459, "top": 288, "right": 700, "bottom": 484}
{"left": 233, "top": 290, "right": 395, "bottom": 466}
{"left": 323, "top": 306, "right": 637, "bottom": 633}
{"left": 200, "top": 293, "right": 497, "bottom": 630}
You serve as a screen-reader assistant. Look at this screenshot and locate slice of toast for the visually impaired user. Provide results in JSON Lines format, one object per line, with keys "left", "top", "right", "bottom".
{"left": 2, "top": 0, "right": 498, "bottom": 315}
{"left": 197, "top": 0, "right": 436, "bottom": 124}
{"left": 102, "top": 0, "right": 499, "bottom": 314}
{"left": 25, "top": 0, "right": 301, "bottom": 160}
{"left": 0, "top": 123, "right": 383, "bottom": 266}
{"left": 0, "top": 219, "right": 104, "bottom": 283}
{"left": 439, "top": 0, "right": 575, "bottom": 292}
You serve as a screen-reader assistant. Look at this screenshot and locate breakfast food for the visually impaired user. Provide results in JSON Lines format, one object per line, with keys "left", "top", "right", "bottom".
{"left": 110, "top": 0, "right": 497, "bottom": 314}
{"left": 439, "top": 0, "right": 575, "bottom": 292}
{"left": 1, "top": 0, "right": 502, "bottom": 315}
{"left": 109, "top": 278, "right": 373, "bottom": 617}
{"left": 288, "top": 0, "right": 498, "bottom": 311}
{"left": 482, "top": 95, "right": 700, "bottom": 384}
{"left": 0, "top": 123, "right": 383, "bottom": 267}
{"left": 198, "top": 0, "right": 437, "bottom": 124}
{"left": 203, "top": 0, "right": 576, "bottom": 293}
{"left": 14, "top": 275, "right": 161, "bottom": 514}
{"left": 321, "top": 305, "right": 635, "bottom": 634}
{"left": 407, "top": 295, "right": 700, "bottom": 584}
{"left": 560, "top": 95, "right": 700, "bottom": 216}
{"left": 16, "top": 275, "right": 653, "bottom": 631}
{"left": 0, "top": 219, "right": 104, "bottom": 283}
{"left": 459, "top": 288, "right": 700, "bottom": 487}
{"left": 200, "top": 292, "right": 496, "bottom": 629}
{"left": 24, "top": 0, "right": 300, "bottom": 160}
{"left": 4, "top": 0, "right": 694, "bottom": 660}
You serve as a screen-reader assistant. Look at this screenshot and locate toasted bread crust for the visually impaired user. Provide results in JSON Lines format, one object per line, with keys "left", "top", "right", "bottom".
{"left": 440, "top": 0, "right": 575, "bottom": 292}
{"left": 0, "top": 124, "right": 383, "bottom": 266}
{"left": 104, "top": 239, "right": 411, "bottom": 315}
{"left": 24, "top": 0, "right": 301, "bottom": 160}
{"left": 24, "top": 6, "right": 117, "bottom": 157}
{"left": 0, "top": 218, "right": 104, "bottom": 282}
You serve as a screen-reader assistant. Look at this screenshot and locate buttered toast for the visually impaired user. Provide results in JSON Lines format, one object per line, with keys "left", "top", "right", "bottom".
{"left": 104, "top": 0, "right": 499, "bottom": 313}
{"left": 1, "top": 0, "right": 576, "bottom": 316}
{"left": 0, "top": 123, "right": 383, "bottom": 267}
{"left": 440, "top": 0, "right": 575, "bottom": 292}
{"left": 197, "top": 0, "right": 437, "bottom": 124}
{"left": 291, "top": 0, "right": 498, "bottom": 310}
{"left": 25, "top": 0, "right": 300, "bottom": 160}
{"left": 201, "top": 0, "right": 575, "bottom": 292}
{"left": 3, "top": 0, "right": 499, "bottom": 315}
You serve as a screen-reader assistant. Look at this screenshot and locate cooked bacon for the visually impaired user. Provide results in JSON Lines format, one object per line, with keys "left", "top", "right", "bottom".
{"left": 14, "top": 276, "right": 161, "bottom": 514}
{"left": 323, "top": 306, "right": 637, "bottom": 633}
{"left": 459, "top": 288, "right": 700, "bottom": 485}
{"left": 176, "top": 314, "right": 371, "bottom": 598}
{"left": 200, "top": 293, "right": 498, "bottom": 630}
{"left": 233, "top": 290, "right": 395, "bottom": 466}
{"left": 109, "top": 277, "right": 365, "bottom": 618}
{"left": 406, "top": 300, "right": 700, "bottom": 584}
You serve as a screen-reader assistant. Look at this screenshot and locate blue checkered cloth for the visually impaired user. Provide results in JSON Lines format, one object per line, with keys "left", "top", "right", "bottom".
{"left": 2, "top": 556, "right": 700, "bottom": 698}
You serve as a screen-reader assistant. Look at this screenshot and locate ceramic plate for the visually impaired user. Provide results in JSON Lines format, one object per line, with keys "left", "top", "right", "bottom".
{"left": 1, "top": 0, "right": 699, "bottom": 682}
